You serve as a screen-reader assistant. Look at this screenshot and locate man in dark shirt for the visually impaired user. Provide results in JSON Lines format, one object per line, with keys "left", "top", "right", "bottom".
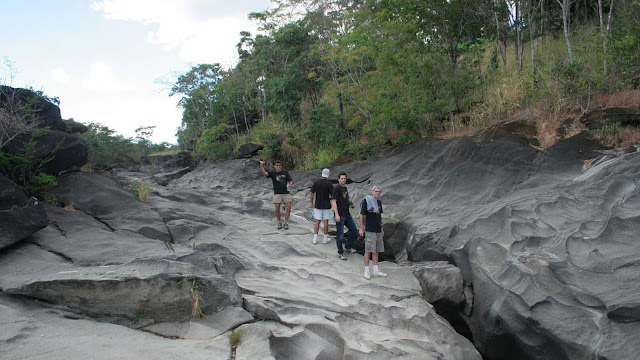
{"left": 259, "top": 159, "right": 293, "bottom": 230}
{"left": 359, "top": 186, "right": 387, "bottom": 279}
{"left": 331, "top": 172, "right": 358, "bottom": 260}
{"left": 310, "top": 168, "right": 333, "bottom": 244}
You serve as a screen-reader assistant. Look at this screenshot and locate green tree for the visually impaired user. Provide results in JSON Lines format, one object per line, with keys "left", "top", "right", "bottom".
{"left": 196, "top": 123, "right": 232, "bottom": 161}
{"left": 170, "top": 64, "right": 225, "bottom": 147}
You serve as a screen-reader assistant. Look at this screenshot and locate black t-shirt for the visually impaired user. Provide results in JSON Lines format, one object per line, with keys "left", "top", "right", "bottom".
{"left": 310, "top": 178, "right": 333, "bottom": 209}
{"left": 267, "top": 169, "right": 292, "bottom": 194}
{"left": 360, "top": 198, "right": 383, "bottom": 232}
{"left": 332, "top": 185, "right": 351, "bottom": 216}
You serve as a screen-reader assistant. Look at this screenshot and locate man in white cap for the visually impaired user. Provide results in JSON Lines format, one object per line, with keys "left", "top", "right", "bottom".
{"left": 310, "top": 168, "right": 333, "bottom": 244}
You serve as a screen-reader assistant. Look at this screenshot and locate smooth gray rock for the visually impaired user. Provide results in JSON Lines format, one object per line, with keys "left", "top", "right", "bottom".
{"left": 152, "top": 166, "right": 192, "bottom": 185}
{"left": 7, "top": 127, "right": 640, "bottom": 359}
{"left": 412, "top": 261, "right": 465, "bottom": 306}
{"left": 325, "top": 134, "right": 640, "bottom": 360}
{"left": 53, "top": 172, "right": 171, "bottom": 241}
{"left": 0, "top": 174, "right": 48, "bottom": 249}
{"left": 32, "top": 204, "right": 184, "bottom": 266}
{"left": 0, "top": 293, "right": 231, "bottom": 360}
{"left": 143, "top": 306, "right": 254, "bottom": 339}
{"left": 0, "top": 243, "right": 241, "bottom": 323}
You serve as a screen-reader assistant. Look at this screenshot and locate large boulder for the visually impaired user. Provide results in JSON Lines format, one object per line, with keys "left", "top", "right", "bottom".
{"left": 3, "top": 129, "right": 88, "bottom": 175}
{"left": 581, "top": 107, "right": 640, "bottom": 130}
{"left": 0, "top": 199, "right": 244, "bottom": 323}
{"left": 0, "top": 244, "right": 241, "bottom": 323}
{"left": 63, "top": 118, "right": 89, "bottom": 134}
{"left": 0, "top": 85, "right": 66, "bottom": 132}
{"left": 0, "top": 174, "right": 49, "bottom": 249}
{"left": 0, "top": 293, "right": 232, "bottom": 360}
{"left": 236, "top": 143, "right": 263, "bottom": 158}
{"left": 152, "top": 166, "right": 192, "bottom": 186}
{"left": 53, "top": 172, "right": 171, "bottom": 241}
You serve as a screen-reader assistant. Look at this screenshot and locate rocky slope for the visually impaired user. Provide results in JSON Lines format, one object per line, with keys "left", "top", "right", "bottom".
{"left": 2, "top": 127, "right": 640, "bottom": 359}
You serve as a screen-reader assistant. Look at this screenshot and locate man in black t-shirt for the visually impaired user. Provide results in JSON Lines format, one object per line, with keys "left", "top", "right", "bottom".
{"left": 259, "top": 159, "right": 293, "bottom": 230}
{"left": 359, "top": 186, "right": 387, "bottom": 279}
{"left": 331, "top": 172, "right": 358, "bottom": 260}
{"left": 310, "top": 168, "right": 333, "bottom": 244}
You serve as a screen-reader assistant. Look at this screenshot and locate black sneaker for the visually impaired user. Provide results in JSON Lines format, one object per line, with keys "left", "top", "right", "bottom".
{"left": 277, "top": 222, "right": 283, "bottom": 229}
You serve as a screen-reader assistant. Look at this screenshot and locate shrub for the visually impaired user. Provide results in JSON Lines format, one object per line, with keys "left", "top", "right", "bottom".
{"left": 588, "top": 123, "right": 640, "bottom": 148}
{"left": 0, "top": 131, "right": 59, "bottom": 202}
{"left": 229, "top": 329, "right": 244, "bottom": 347}
{"left": 196, "top": 124, "right": 232, "bottom": 161}
{"left": 126, "top": 180, "right": 151, "bottom": 202}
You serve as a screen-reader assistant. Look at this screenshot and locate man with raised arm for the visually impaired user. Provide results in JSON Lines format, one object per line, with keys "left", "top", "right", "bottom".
{"left": 259, "top": 159, "right": 293, "bottom": 230}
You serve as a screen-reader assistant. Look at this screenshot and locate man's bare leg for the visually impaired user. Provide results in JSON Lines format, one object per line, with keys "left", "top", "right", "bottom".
{"left": 284, "top": 202, "right": 292, "bottom": 222}
{"left": 274, "top": 203, "right": 281, "bottom": 222}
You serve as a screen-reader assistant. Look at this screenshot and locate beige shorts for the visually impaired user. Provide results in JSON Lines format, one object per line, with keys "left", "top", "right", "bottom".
{"left": 364, "top": 231, "right": 384, "bottom": 253}
{"left": 273, "top": 194, "right": 293, "bottom": 204}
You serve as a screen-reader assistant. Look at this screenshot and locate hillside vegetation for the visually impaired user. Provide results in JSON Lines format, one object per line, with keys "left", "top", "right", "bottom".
{"left": 171, "top": 0, "right": 639, "bottom": 169}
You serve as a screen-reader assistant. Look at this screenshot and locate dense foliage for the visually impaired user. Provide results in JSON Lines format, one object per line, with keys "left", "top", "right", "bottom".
{"left": 0, "top": 129, "right": 59, "bottom": 202}
{"left": 172, "top": 0, "right": 640, "bottom": 168}
{"left": 80, "top": 123, "right": 174, "bottom": 169}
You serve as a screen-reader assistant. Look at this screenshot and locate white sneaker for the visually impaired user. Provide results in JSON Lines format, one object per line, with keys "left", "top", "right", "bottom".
{"left": 322, "top": 237, "right": 331, "bottom": 244}
{"left": 374, "top": 270, "right": 387, "bottom": 277}
{"left": 312, "top": 237, "right": 318, "bottom": 245}
{"left": 348, "top": 248, "right": 357, "bottom": 254}
{"left": 364, "top": 269, "right": 371, "bottom": 280}
{"left": 338, "top": 254, "right": 347, "bottom": 260}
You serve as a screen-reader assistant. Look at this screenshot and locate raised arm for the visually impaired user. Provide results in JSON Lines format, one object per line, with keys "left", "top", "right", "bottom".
{"left": 258, "top": 159, "right": 268, "bottom": 177}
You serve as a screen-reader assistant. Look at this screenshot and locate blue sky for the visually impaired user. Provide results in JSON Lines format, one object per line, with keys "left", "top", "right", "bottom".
{"left": 0, "top": 0, "right": 271, "bottom": 144}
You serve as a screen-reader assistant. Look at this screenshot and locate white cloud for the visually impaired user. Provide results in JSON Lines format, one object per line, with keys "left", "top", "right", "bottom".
{"left": 82, "top": 61, "right": 133, "bottom": 92}
{"left": 91, "top": 0, "right": 270, "bottom": 65}
{"left": 51, "top": 67, "right": 72, "bottom": 84}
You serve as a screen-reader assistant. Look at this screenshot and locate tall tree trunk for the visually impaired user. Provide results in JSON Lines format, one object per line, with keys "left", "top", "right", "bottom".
{"left": 602, "top": 0, "right": 615, "bottom": 75}
{"left": 242, "top": 107, "right": 249, "bottom": 132}
{"left": 232, "top": 107, "right": 239, "bottom": 137}
{"left": 528, "top": 0, "right": 537, "bottom": 84}
{"left": 598, "top": 0, "right": 605, "bottom": 29}
{"left": 557, "top": 0, "right": 575, "bottom": 63}
{"left": 494, "top": 0, "right": 508, "bottom": 68}
{"left": 260, "top": 87, "right": 267, "bottom": 122}
{"left": 514, "top": 0, "right": 522, "bottom": 71}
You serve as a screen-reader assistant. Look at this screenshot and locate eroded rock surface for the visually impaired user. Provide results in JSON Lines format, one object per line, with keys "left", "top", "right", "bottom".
{"left": 2, "top": 130, "right": 639, "bottom": 359}
{"left": 328, "top": 134, "right": 640, "bottom": 360}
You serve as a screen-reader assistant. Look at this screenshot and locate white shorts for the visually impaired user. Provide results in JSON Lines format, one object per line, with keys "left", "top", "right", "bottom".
{"left": 313, "top": 209, "right": 333, "bottom": 220}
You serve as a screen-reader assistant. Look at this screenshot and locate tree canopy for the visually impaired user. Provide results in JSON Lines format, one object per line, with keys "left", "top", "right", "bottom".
{"left": 171, "top": 0, "right": 640, "bottom": 168}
